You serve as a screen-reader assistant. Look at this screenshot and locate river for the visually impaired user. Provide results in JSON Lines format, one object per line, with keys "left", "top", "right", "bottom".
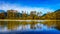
{"left": 0, "top": 21, "right": 60, "bottom": 34}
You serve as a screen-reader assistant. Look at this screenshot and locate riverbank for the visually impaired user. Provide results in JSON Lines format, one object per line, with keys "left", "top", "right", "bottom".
{"left": 0, "top": 19, "right": 59, "bottom": 21}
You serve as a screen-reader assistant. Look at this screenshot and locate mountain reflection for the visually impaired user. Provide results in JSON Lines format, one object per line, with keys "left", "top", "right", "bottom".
{"left": 0, "top": 21, "right": 60, "bottom": 31}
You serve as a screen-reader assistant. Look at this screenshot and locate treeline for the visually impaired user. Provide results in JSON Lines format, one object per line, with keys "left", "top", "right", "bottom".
{"left": 0, "top": 9, "right": 60, "bottom": 20}
{"left": 0, "top": 10, "right": 42, "bottom": 20}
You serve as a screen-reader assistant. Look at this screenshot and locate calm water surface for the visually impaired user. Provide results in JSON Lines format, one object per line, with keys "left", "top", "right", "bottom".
{"left": 0, "top": 21, "right": 60, "bottom": 34}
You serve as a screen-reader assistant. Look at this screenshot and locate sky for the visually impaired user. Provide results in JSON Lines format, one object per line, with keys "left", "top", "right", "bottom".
{"left": 0, "top": 0, "right": 60, "bottom": 14}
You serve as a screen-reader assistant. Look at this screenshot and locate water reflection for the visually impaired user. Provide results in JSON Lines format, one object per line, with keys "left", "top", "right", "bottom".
{"left": 0, "top": 21, "right": 60, "bottom": 32}
{"left": 42, "top": 21, "right": 60, "bottom": 30}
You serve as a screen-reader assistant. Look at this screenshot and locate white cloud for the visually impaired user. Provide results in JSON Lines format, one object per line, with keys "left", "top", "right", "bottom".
{"left": 0, "top": 3, "right": 54, "bottom": 14}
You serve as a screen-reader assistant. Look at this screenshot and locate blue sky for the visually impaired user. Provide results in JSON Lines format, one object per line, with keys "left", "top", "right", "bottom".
{"left": 0, "top": 0, "right": 60, "bottom": 14}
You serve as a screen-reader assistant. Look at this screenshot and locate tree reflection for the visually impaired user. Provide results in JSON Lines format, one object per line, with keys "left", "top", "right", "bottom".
{"left": 0, "top": 21, "right": 6, "bottom": 27}
{"left": 55, "top": 21, "right": 60, "bottom": 30}
{"left": 30, "top": 21, "right": 37, "bottom": 29}
{"left": 42, "top": 21, "right": 56, "bottom": 27}
{"left": 6, "top": 21, "right": 20, "bottom": 30}
{"left": 42, "top": 21, "right": 60, "bottom": 30}
{"left": 0, "top": 21, "right": 60, "bottom": 31}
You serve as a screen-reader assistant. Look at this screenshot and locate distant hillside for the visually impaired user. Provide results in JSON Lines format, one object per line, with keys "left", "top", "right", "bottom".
{"left": 54, "top": 9, "right": 60, "bottom": 20}
{"left": 42, "top": 9, "right": 60, "bottom": 20}
{"left": 55, "top": 9, "right": 60, "bottom": 12}
{"left": 0, "top": 10, "right": 5, "bottom": 13}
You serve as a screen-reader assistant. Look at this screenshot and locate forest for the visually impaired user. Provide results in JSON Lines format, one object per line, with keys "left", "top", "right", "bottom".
{"left": 0, "top": 9, "right": 60, "bottom": 20}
